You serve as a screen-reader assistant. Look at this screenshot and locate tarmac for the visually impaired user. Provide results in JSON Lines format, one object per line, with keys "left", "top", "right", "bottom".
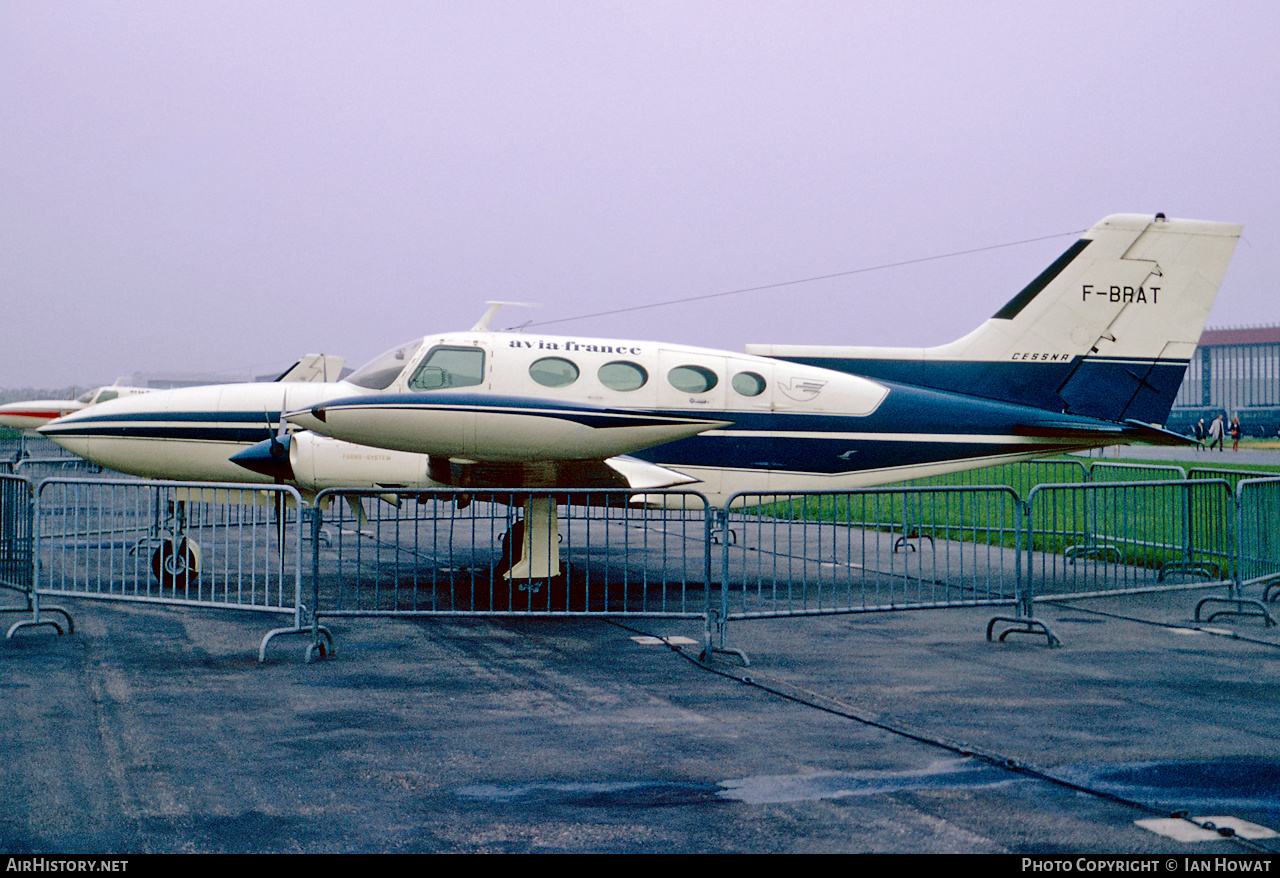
{"left": 5, "top": 580, "right": 1280, "bottom": 854}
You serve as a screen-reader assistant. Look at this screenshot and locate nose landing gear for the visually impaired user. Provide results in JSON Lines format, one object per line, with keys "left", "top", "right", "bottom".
{"left": 151, "top": 538, "right": 202, "bottom": 589}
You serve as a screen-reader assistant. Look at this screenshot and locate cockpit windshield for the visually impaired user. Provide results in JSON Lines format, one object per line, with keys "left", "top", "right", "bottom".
{"left": 345, "top": 339, "right": 424, "bottom": 390}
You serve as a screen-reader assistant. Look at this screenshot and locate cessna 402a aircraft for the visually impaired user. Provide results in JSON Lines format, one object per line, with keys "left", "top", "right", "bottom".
{"left": 40, "top": 213, "right": 1241, "bottom": 580}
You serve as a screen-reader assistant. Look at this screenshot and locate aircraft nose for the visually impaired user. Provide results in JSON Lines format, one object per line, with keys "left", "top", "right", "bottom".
{"left": 229, "top": 435, "right": 295, "bottom": 482}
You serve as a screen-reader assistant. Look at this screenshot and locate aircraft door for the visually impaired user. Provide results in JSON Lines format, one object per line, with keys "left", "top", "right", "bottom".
{"left": 655, "top": 350, "right": 729, "bottom": 496}
{"left": 656, "top": 350, "right": 728, "bottom": 412}
{"left": 723, "top": 359, "right": 777, "bottom": 494}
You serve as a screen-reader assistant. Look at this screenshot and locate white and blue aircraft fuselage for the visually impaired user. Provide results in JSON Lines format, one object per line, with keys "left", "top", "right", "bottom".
{"left": 40, "top": 213, "right": 1242, "bottom": 512}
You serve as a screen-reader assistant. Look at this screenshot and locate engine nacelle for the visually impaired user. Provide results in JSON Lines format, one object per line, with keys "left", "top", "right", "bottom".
{"left": 289, "top": 431, "right": 438, "bottom": 492}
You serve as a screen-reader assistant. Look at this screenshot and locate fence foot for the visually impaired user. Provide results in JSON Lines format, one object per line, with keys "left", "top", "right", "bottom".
{"left": 2, "top": 604, "right": 74, "bottom": 638}
{"left": 259, "top": 622, "right": 335, "bottom": 663}
{"left": 893, "top": 531, "right": 934, "bottom": 553}
{"left": 1260, "top": 576, "right": 1280, "bottom": 603}
{"left": 700, "top": 645, "right": 750, "bottom": 667}
{"left": 987, "top": 616, "right": 1062, "bottom": 647}
{"left": 1158, "top": 561, "right": 1223, "bottom": 583}
{"left": 1064, "top": 543, "right": 1120, "bottom": 564}
{"left": 1195, "top": 597, "right": 1276, "bottom": 628}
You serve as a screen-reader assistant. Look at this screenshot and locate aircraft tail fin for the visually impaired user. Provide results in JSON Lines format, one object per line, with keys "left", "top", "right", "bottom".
{"left": 274, "top": 354, "right": 348, "bottom": 383}
{"left": 748, "top": 214, "right": 1242, "bottom": 424}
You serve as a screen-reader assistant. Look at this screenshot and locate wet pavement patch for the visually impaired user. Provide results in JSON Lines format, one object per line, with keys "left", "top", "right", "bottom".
{"left": 1056, "top": 757, "right": 1280, "bottom": 816}
{"left": 718, "top": 758, "right": 1018, "bottom": 804}
{"left": 459, "top": 758, "right": 1020, "bottom": 809}
{"left": 457, "top": 780, "right": 725, "bottom": 807}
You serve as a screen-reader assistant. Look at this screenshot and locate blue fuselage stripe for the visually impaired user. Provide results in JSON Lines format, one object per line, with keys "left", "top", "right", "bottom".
{"left": 40, "top": 381, "right": 1129, "bottom": 478}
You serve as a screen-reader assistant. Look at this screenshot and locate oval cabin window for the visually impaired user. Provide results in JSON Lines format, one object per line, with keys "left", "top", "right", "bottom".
{"left": 529, "top": 356, "right": 580, "bottom": 388}
{"left": 598, "top": 361, "right": 649, "bottom": 392}
{"left": 731, "top": 371, "right": 767, "bottom": 397}
{"left": 667, "top": 365, "right": 718, "bottom": 394}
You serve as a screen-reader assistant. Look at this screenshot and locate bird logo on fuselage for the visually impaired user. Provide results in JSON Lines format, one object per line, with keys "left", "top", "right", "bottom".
{"left": 778, "top": 377, "right": 827, "bottom": 401}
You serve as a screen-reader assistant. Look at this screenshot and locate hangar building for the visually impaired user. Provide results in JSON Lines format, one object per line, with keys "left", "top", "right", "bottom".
{"left": 1168, "top": 325, "right": 1280, "bottom": 438}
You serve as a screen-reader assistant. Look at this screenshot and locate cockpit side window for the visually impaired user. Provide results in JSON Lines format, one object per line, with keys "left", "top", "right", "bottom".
{"left": 346, "top": 339, "right": 424, "bottom": 390}
{"left": 408, "top": 346, "right": 486, "bottom": 391}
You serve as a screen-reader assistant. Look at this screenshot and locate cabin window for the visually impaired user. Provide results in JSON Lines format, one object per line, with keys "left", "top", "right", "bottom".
{"left": 598, "top": 361, "right": 648, "bottom": 392}
{"left": 731, "top": 371, "right": 767, "bottom": 397}
{"left": 347, "top": 339, "right": 424, "bottom": 390}
{"left": 529, "top": 357, "right": 579, "bottom": 388}
{"left": 667, "top": 365, "right": 718, "bottom": 394}
{"left": 408, "top": 346, "right": 486, "bottom": 391}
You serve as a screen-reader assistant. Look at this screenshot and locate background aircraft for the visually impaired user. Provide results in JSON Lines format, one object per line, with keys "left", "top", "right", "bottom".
{"left": 0, "top": 383, "right": 152, "bottom": 432}
{"left": 1, "top": 355, "right": 344, "bottom": 434}
{"left": 39, "top": 213, "right": 1241, "bottom": 579}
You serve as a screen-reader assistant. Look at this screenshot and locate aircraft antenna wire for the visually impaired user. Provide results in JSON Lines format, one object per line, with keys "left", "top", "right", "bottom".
{"left": 510, "top": 228, "right": 1087, "bottom": 331}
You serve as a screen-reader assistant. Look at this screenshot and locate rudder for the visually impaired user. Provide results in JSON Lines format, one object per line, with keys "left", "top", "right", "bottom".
{"left": 749, "top": 213, "right": 1242, "bottom": 423}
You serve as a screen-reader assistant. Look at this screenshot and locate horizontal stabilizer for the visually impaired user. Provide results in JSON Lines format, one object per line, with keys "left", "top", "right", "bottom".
{"left": 1014, "top": 417, "right": 1195, "bottom": 447}
{"left": 1117, "top": 419, "right": 1199, "bottom": 447}
{"left": 275, "top": 354, "right": 347, "bottom": 383}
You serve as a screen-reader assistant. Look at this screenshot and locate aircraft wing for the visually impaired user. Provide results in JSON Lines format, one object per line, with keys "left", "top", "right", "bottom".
{"left": 284, "top": 392, "right": 729, "bottom": 489}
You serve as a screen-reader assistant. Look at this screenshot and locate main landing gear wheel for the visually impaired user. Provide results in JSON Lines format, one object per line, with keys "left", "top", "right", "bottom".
{"left": 152, "top": 539, "right": 201, "bottom": 589}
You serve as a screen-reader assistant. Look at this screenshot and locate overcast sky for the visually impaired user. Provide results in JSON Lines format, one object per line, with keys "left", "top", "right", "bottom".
{"left": 3, "top": 1, "right": 1277, "bottom": 388}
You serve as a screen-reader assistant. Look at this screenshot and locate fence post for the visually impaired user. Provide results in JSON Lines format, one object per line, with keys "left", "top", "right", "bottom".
{"left": 703, "top": 503, "right": 749, "bottom": 665}
{"left": 1017, "top": 497, "right": 1028, "bottom": 618}
{"left": 1232, "top": 484, "right": 1242, "bottom": 600}
{"left": 1018, "top": 498, "right": 1033, "bottom": 620}
{"left": 1182, "top": 481, "right": 1194, "bottom": 572}
{"left": 6, "top": 475, "right": 74, "bottom": 637}
{"left": 988, "top": 490, "right": 1060, "bottom": 646}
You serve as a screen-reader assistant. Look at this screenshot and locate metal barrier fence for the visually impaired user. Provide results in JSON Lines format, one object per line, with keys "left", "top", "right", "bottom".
{"left": 1, "top": 474, "right": 33, "bottom": 592}
{"left": 4, "top": 468, "right": 1279, "bottom": 657}
{"left": 13, "top": 457, "right": 110, "bottom": 481}
{"left": 717, "top": 487, "right": 1023, "bottom": 620}
{"left": 1, "top": 435, "right": 84, "bottom": 464}
{"left": 308, "top": 488, "right": 713, "bottom": 619}
{"left": 32, "top": 478, "right": 309, "bottom": 657}
{"left": 1023, "top": 479, "right": 1235, "bottom": 600}
{"left": 1236, "top": 478, "right": 1280, "bottom": 590}
{"left": 1089, "top": 461, "right": 1187, "bottom": 482}
{"left": 1188, "top": 466, "right": 1279, "bottom": 486}
{"left": 897, "top": 458, "right": 1090, "bottom": 491}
